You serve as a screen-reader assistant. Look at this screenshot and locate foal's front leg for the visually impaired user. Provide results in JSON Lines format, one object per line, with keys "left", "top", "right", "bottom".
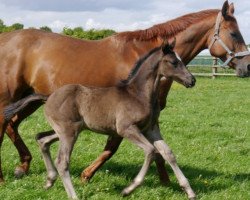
{"left": 117, "top": 125, "right": 155, "bottom": 196}
{"left": 147, "top": 125, "right": 196, "bottom": 200}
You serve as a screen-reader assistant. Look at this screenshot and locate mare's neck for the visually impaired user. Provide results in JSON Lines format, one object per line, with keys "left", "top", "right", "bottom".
{"left": 174, "top": 13, "right": 217, "bottom": 64}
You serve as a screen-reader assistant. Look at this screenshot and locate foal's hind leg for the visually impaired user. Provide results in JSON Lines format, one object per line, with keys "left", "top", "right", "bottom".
{"left": 81, "top": 135, "right": 123, "bottom": 182}
{"left": 36, "top": 130, "right": 59, "bottom": 189}
{"left": 117, "top": 125, "right": 155, "bottom": 196}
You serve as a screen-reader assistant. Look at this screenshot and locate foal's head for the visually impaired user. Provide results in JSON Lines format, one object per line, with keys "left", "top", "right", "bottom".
{"left": 208, "top": 1, "right": 250, "bottom": 77}
{"left": 159, "top": 39, "right": 196, "bottom": 88}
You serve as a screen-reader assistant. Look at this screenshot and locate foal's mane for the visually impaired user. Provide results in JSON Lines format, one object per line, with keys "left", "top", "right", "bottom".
{"left": 117, "top": 9, "right": 219, "bottom": 41}
{"left": 118, "top": 46, "right": 161, "bottom": 88}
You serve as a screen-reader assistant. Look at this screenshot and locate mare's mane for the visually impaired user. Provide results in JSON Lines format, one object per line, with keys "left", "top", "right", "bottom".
{"left": 117, "top": 9, "right": 219, "bottom": 41}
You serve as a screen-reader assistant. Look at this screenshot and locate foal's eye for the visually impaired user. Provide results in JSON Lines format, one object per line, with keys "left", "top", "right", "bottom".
{"left": 170, "top": 60, "right": 178, "bottom": 66}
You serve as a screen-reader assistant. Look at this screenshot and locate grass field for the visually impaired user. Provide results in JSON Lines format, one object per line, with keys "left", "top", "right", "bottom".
{"left": 0, "top": 77, "right": 249, "bottom": 200}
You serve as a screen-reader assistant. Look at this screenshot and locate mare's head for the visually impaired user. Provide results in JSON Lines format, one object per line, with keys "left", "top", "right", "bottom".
{"left": 159, "top": 39, "right": 196, "bottom": 88}
{"left": 208, "top": 1, "right": 250, "bottom": 77}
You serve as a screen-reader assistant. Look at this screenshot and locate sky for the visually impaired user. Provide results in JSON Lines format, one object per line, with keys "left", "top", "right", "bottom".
{"left": 0, "top": 0, "right": 250, "bottom": 44}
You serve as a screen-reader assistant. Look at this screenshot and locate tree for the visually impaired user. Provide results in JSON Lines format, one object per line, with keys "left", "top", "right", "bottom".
{"left": 62, "top": 27, "right": 74, "bottom": 36}
{"left": 40, "top": 26, "right": 52, "bottom": 32}
{"left": 61, "top": 27, "right": 116, "bottom": 40}
{"left": 11, "top": 23, "right": 24, "bottom": 30}
{"left": 0, "top": 19, "right": 5, "bottom": 33}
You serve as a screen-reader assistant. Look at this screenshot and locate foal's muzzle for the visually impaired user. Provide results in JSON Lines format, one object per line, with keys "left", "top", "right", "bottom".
{"left": 186, "top": 75, "right": 196, "bottom": 88}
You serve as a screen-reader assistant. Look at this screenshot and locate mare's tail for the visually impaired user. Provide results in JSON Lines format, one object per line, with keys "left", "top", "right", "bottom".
{"left": 4, "top": 94, "right": 48, "bottom": 121}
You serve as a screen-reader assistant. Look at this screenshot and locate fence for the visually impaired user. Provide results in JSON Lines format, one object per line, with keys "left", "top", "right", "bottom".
{"left": 187, "top": 56, "right": 235, "bottom": 78}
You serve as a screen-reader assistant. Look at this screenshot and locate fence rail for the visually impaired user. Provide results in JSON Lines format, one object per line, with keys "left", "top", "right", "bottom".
{"left": 187, "top": 56, "right": 235, "bottom": 78}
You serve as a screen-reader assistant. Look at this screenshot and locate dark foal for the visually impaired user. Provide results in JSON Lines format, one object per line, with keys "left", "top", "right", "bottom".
{"left": 4, "top": 40, "right": 195, "bottom": 199}
{"left": 0, "top": 2, "right": 249, "bottom": 183}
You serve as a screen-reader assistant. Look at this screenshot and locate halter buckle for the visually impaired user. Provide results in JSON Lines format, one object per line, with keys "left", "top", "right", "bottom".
{"left": 229, "top": 52, "right": 235, "bottom": 57}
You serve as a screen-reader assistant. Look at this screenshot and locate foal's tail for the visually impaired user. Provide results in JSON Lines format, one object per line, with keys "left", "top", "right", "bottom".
{"left": 4, "top": 94, "right": 48, "bottom": 121}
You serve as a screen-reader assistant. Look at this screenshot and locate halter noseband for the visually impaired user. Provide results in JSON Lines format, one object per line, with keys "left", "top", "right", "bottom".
{"left": 208, "top": 12, "right": 250, "bottom": 67}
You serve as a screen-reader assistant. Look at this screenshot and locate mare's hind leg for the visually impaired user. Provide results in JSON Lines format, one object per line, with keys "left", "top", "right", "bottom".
{"left": 81, "top": 135, "right": 123, "bottom": 182}
{"left": 5, "top": 102, "right": 42, "bottom": 178}
{"left": 117, "top": 125, "right": 155, "bottom": 196}
{"left": 155, "top": 152, "right": 170, "bottom": 184}
{"left": 147, "top": 124, "right": 196, "bottom": 200}
{"left": 36, "top": 131, "right": 59, "bottom": 189}
{"left": 81, "top": 135, "right": 170, "bottom": 185}
{"left": 0, "top": 108, "right": 8, "bottom": 182}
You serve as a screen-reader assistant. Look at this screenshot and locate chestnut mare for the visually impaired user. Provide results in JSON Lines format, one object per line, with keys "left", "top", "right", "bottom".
{"left": 0, "top": 1, "right": 249, "bottom": 183}
{"left": 4, "top": 40, "right": 196, "bottom": 199}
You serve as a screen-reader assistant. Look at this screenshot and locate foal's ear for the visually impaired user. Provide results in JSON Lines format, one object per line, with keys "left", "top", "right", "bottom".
{"left": 168, "top": 37, "right": 176, "bottom": 49}
{"left": 161, "top": 38, "right": 176, "bottom": 54}
{"left": 222, "top": 0, "right": 234, "bottom": 19}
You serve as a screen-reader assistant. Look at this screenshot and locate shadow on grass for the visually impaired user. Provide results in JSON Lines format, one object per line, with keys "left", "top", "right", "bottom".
{"left": 5, "top": 159, "right": 248, "bottom": 197}
{"left": 67, "top": 161, "right": 250, "bottom": 195}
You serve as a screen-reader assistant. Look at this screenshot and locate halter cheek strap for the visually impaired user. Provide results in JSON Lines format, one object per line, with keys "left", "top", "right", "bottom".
{"left": 208, "top": 12, "right": 250, "bottom": 67}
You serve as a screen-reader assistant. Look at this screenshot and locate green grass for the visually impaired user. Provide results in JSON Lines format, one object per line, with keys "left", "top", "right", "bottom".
{"left": 1, "top": 77, "right": 250, "bottom": 200}
{"left": 188, "top": 66, "right": 235, "bottom": 74}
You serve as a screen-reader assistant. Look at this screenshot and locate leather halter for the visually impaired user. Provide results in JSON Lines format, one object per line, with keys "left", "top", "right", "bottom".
{"left": 208, "top": 12, "right": 250, "bottom": 67}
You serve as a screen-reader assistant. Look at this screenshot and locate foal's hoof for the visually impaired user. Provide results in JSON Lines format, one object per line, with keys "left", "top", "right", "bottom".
{"left": 14, "top": 167, "right": 26, "bottom": 179}
{"left": 188, "top": 195, "right": 196, "bottom": 200}
{"left": 44, "top": 181, "right": 53, "bottom": 190}
{"left": 121, "top": 188, "right": 131, "bottom": 197}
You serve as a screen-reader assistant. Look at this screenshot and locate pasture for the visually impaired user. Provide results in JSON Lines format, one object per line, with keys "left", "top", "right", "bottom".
{"left": 0, "top": 77, "right": 249, "bottom": 200}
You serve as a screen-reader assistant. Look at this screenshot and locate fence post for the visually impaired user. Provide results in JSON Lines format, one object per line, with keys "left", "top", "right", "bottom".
{"left": 212, "top": 57, "right": 218, "bottom": 79}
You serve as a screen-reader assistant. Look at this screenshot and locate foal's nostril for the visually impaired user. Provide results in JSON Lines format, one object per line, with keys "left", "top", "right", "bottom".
{"left": 191, "top": 76, "right": 196, "bottom": 86}
{"left": 247, "top": 64, "right": 250, "bottom": 71}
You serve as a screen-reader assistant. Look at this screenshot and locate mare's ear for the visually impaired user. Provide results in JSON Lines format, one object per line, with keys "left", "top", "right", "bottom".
{"left": 222, "top": 1, "right": 234, "bottom": 19}
{"left": 161, "top": 40, "right": 170, "bottom": 54}
{"left": 161, "top": 38, "right": 176, "bottom": 54}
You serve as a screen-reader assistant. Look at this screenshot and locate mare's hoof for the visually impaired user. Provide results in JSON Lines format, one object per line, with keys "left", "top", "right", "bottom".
{"left": 160, "top": 178, "right": 170, "bottom": 186}
{"left": 14, "top": 167, "right": 26, "bottom": 179}
{"left": 0, "top": 178, "right": 4, "bottom": 183}
{"left": 80, "top": 173, "right": 90, "bottom": 184}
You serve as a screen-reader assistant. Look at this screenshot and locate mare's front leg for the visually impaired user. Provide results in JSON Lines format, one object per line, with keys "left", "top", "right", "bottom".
{"left": 36, "top": 131, "right": 59, "bottom": 189}
{"left": 81, "top": 135, "right": 123, "bottom": 182}
{"left": 5, "top": 102, "right": 42, "bottom": 178}
{"left": 146, "top": 124, "right": 196, "bottom": 200}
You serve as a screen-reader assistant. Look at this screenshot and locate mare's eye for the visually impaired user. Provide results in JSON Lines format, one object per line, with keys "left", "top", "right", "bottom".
{"left": 230, "top": 32, "right": 237, "bottom": 38}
